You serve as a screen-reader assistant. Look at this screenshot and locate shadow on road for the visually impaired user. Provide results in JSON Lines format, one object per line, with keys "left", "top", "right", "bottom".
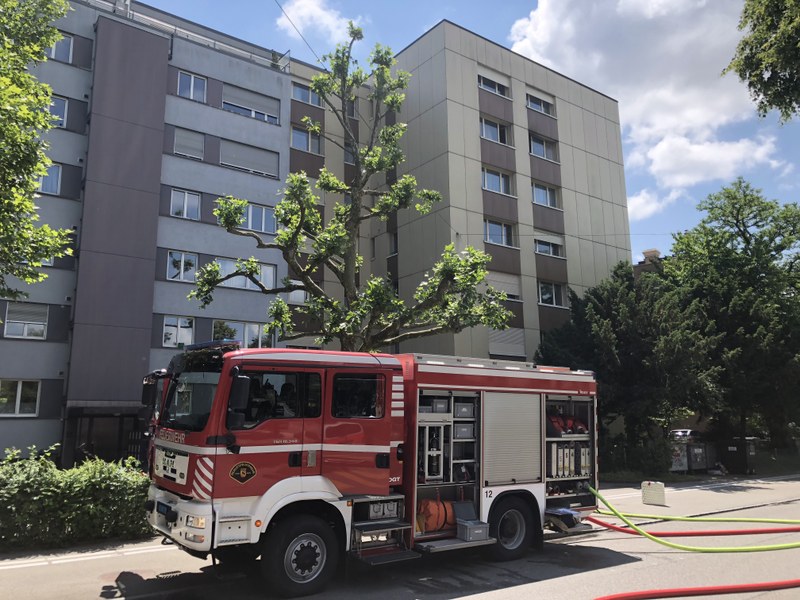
{"left": 99, "top": 541, "right": 638, "bottom": 599}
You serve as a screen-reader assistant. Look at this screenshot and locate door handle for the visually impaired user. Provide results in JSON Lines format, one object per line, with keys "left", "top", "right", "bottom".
{"left": 288, "top": 451, "right": 302, "bottom": 468}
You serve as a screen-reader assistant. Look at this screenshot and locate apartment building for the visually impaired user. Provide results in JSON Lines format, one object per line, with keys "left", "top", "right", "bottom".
{"left": 378, "top": 21, "right": 630, "bottom": 359}
{"left": 0, "top": 3, "right": 629, "bottom": 461}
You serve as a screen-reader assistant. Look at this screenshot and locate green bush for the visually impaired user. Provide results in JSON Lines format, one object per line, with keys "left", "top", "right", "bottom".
{"left": 629, "top": 436, "right": 673, "bottom": 475}
{"left": 0, "top": 446, "right": 153, "bottom": 551}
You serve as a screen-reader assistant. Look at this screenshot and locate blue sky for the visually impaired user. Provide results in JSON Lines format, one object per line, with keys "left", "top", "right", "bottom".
{"left": 143, "top": 0, "right": 800, "bottom": 262}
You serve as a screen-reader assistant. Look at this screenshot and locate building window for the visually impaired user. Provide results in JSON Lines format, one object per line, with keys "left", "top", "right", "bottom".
{"left": 245, "top": 204, "right": 276, "bottom": 234}
{"left": 292, "top": 82, "right": 322, "bottom": 106}
{"left": 535, "top": 240, "right": 564, "bottom": 257}
{"left": 346, "top": 98, "right": 357, "bottom": 118}
{"left": 527, "top": 94, "right": 555, "bottom": 117}
{"left": 220, "top": 140, "right": 279, "bottom": 178}
{"left": 478, "top": 75, "right": 509, "bottom": 98}
{"left": 4, "top": 303, "right": 48, "bottom": 339}
{"left": 38, "top": 164, "right": 61, "bottom": 195}
{"left": 163, "top": 316, "right": 194, "bottom": 348}
{"left": 344, "top": 142, "right": 356, "bottom": 165}
{"left": 484, "top": 220, "right": 514, "bottom": 247}
{"left": 223, "top": 101, "right": 279, "bottom": 124}
{"left": 47, "top": 34, "right": 72, "bottom": 63}
{"left": 482, "top": 167, "right": 512, "bottom": 195}
{"left": 388, "top": 232, "right": 398, "bottom": 256}
{"left": 480, "top": 117, "right": 510, "bottom": 145}
{"left": 530, "top": 134, "right": 558, "bottom": 161}
{"left": 213, "top": 320, "right": 273, "bottom": 348}
{"left": 178, "top": 71, "right": 207, "bottom": 102}
{"left": 291, "top": 126, "right": 321, "bottom": 154}
{"left": 0, "top": 380, "right": 40, "bottom": 416}
{"left": 538, "top": 281, "right": 566, "bottom": 307}
{"left": 287, "top": 280, "right": 308, "bottom": 305}
{"left": 167, "top": 251, "right": 197, "bottom": 282}
{"left": 50, "top": 96, "right": 67, "bottom": 128}
{"left": 533, "top": 183, "right": 559, "bottom": 208}
{"left": 174, "top": 128, "right": 204, "bottom": 160}
{"left": 218, "top": 258, "right": 276, "bottom": 291}
{"left": 222, "top": 85, "right": 280, "bottom": 124}
{"left": 170, "top": 189, "right": 201, "bottom": 220}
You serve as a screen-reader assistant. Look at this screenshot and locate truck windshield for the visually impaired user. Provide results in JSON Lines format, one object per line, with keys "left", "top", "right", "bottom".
{"left": 159, "top": 344, "right": 234, "bottom": 432}
{"left": 161, "top": 371, "right": 220, "bottom": 432}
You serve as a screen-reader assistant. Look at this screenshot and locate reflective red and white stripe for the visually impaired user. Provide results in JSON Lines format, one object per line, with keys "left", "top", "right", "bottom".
{"left": 391, "top": 375, "right": 405, "bottom": 417}
{"left": 193, "top": 457, "right": 214, "bottom": 500}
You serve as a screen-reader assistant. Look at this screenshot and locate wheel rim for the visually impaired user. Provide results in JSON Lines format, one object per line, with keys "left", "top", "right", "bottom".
{"left": 283, "top": 532, "right": 327, "bottom": 583}
{"left": 497, "top": 508, "right": 526, "bottom": 549}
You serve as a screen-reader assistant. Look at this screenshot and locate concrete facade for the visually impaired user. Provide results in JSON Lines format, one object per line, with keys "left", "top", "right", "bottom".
{"left": 382, "top": 22, "right": 630, "bottom": 360}
{"left": 0, "top": 4, "right": 629, "bottom": 460}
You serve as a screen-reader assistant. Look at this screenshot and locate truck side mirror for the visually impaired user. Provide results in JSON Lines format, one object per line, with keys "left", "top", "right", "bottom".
{"left": 229, "top": 375, "right": 250, "bottom": 410}
{"left": 142, "top": 383, "right": 158, "bottom": 407}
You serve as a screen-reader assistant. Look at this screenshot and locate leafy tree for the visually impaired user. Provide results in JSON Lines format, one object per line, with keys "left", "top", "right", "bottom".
{"left": 666, "top": 178, "right": 800, "bottom": 448}
{"left": 192, "top": 23, "right": 509, "bottom": 351}
{"left": 725, "top": 0, "right": 800, "bottom": 121}
{"left": 537, "top": 263, "right": 720, "bottom": 467}
{"left": 0, "top": 0, "right": 72, "bottom": 300}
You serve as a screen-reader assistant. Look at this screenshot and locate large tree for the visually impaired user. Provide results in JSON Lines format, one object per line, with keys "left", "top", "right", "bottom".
{"left": 537, "top": 264, "right": 720, "bottom": 456}
{"left": 0, "top": 0, "right": 72, "bottom": 300}
{"left": 725, "top": 0, "right": 800, "bottom": 121}
{"left": 666, "top": 178, "right": 800, "bottom": 447}
{"left": 192, "top": 24, "right": 509, "bottom": 351}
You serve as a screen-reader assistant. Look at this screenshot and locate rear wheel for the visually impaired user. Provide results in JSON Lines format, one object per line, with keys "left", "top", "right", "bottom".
{"left": 260, "top": 515, "right": 339, "bottom": 597}
{"left": 485, "top": 496, "right": 533, "bottom": 561}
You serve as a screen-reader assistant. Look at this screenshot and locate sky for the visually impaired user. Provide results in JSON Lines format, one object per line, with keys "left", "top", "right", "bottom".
{"left": 142, "top": 0, "right": 800, "bottom": 262}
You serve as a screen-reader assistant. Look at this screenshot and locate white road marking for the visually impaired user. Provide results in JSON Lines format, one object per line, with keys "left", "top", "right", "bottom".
{"left": 0, "top": 544, "right": 179, "bottom": 571}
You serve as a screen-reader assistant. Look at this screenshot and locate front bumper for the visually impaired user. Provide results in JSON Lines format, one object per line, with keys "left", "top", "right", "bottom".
{"left": 146, "top": 485, "right": 213, "bottom": 553}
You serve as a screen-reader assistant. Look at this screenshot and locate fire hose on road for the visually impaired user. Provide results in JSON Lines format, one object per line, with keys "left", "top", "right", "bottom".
{"left": 587, "top": 486, "right": 800, "bottom": 599}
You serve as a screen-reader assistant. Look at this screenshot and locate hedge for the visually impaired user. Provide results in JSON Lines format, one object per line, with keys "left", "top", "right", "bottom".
{"left": 0, "top": 446, "right": 153, "bottom": 551}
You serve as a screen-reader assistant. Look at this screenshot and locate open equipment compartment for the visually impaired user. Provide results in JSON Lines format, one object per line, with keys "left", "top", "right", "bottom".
{"left": 544, "top": 394, "right": 597, "bottom": 508}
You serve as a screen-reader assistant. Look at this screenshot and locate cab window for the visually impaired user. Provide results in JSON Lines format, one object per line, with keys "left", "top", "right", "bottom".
{"left": 233, "top": 371, "right": 321, "bottom": 429}
{"left": 332, "top": 373, "right": 384, "bottom": 418}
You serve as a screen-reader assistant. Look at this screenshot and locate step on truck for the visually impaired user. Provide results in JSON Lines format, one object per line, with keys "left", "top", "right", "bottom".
{"left": 142, "top": 342, "right": 597, "bottom": 597}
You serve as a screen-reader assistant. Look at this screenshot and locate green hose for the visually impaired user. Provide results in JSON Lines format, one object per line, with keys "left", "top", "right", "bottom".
{"left": 595, "top": 508, "right": 800, "bottom": 525}
{"left": 589, "top": 486, "right": 800, "bottom": 552}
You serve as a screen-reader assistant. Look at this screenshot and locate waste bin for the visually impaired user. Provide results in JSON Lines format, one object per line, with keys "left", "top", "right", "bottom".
{"left": 720, "top": 438, "right": 757, "bottom": 474}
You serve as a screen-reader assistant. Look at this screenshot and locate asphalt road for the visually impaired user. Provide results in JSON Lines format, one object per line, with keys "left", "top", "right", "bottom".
{"left": 2, "top": 475, "right": 799, "bottom": 600}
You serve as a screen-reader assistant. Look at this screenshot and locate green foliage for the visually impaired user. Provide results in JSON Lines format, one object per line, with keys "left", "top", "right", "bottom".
{"left": 726, "top": 0, "right": 800, "bottom": 121}
{"left": 0, "top": 446, "right": 151, "bottom": 551}
{"left": 666, "top": 178, "right": 800, "bottom": 446}
{"left": 0, "top": 0, "right": 72, "bottom": 300}
{"left": 190, "top": 24, "right": 509, "bottom": 351}
{"left": 537, "top": 263, "right": 721, "bottom": 450}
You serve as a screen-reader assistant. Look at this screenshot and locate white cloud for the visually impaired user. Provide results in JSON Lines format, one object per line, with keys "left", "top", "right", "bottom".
{"left": 627, "top": 188, "right": 684, "bottom": 221}
{"left": 647, "top": 135, "right": 785, "bottom": 188}
{"left": 276, "top": 0, "right": 357, "bottom": 46}
{"left": 507, "top": 0, "right": 790, "bottom": 201}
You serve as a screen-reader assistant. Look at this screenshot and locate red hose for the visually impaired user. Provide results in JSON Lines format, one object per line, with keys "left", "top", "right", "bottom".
{"left": 595, "top": 578, "right": 800, "bottom": 599}
{"left": 586, "top": 516, "right": 800, "bottom": 537}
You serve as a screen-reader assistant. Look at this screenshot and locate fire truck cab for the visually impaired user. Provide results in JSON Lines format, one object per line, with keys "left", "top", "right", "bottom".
{"left": 144, "top": 343, "right": 597, "bottom": 597}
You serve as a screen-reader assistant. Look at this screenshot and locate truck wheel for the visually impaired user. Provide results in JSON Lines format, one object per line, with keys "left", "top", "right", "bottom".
{"left": 485, "top": 496, "right": 533, "bottom": 561}
{"left": 260, "top": 515, "right": 339, "bottom": 597}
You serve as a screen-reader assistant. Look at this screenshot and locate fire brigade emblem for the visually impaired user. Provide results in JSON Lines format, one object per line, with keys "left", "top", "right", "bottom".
{"left": 230, "top": 461, "right": 257, "bottom": 484}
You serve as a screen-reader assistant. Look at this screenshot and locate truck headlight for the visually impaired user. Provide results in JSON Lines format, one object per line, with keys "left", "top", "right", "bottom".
{"left": 186, "top": 516, "right": 206, "bottom": 529}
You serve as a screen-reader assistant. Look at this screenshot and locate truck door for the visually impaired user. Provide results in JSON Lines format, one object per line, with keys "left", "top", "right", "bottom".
{"left": 211, "top": 368, "right": 322, "bottom": 500}
{"left": 321, "top": 369, "right": 391, "bottom": 496}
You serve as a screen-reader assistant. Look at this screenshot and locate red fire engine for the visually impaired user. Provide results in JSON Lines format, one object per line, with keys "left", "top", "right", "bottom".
{"left": 143, "top": 343, "right": 597, "bottom": 597}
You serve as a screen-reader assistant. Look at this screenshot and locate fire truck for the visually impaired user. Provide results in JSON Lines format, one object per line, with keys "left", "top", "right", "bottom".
{"left": 143, "top": 343, "right": 597, "bottom": 597}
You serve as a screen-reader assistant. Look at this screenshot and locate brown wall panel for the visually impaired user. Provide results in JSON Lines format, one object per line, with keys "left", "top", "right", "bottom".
{"left": 530, "top": 156, "right": 562, "bottom": 187}
{"left": 289, "top": 148, "right": 324, "bottom": 177}
{"left": 527, "top": 110, "right": 558, "bottom": 140}
{"left": 535, "top": 254, "right": 568, "bottom": 282}
{"left": 478, "top": 88, "right": 513, "bottom": 122}
{"left": 291, "top": 100, "right": 325, "bottom": 128}
{"left": 538, "top": 305, "right": 570, "bottom": 332}
{"left": 482, "top": 189, "right": 518, "bottom": 222}
{"left": 484, "top": 244, "right": 520, "bottom": 274}
{"left": 532, "top": 203, "right": 565, "bottom": 234}
{"left": 480, "top": 138, "right": 516, "bottom": 171}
